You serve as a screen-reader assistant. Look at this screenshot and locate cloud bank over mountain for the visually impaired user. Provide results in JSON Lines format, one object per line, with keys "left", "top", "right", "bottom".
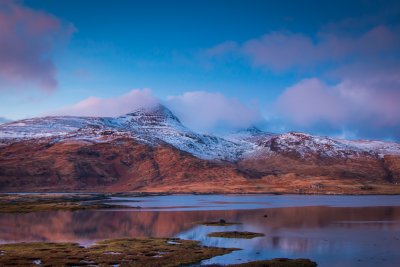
{"left": 203, "top": 22, "right": 400, "bottom": 141}
{"left": 53, "top": 89, "right": 263, "bottom": 133}
{"left": 166, "top": 91, "right": 263, "bottom": 133}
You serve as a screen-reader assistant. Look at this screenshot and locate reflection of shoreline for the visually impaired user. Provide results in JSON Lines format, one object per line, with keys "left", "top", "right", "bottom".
{"left": 111, "top": 195, "right": 400, "bottom": 211}
{"left": 1, "top": 205, "right": 400, "bottom": 266}
{"left": 0, "top": 205, "right": 400, "bottom": 244}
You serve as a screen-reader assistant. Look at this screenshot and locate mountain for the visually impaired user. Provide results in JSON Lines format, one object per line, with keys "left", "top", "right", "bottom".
{"left": 1, "top": 104, "right": 400, "bottom": 194}
{"left": 0, "top": 105, "right": 243, "bottom": 160}
{"left": 0, "top": 117, "right": 11, "bottom": 125}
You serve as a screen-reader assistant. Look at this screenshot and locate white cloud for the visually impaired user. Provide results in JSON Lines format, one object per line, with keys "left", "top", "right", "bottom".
{"left": 166, "top": 91, "right": 263, "bottom": 132}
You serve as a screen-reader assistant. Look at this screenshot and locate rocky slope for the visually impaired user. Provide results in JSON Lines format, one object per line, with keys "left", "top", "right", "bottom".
{"left": 1, "top": 104, "right": 400, "bottom": 194}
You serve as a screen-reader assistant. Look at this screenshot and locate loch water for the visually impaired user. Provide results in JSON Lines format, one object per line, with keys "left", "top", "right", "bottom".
{"left": 1, "top": 194, "right": 400, "bottom": 267}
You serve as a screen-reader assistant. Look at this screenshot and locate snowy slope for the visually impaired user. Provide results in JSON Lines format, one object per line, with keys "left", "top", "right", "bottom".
{"left": 229, "top": 131, "right": 400, "bottom": 159}
{"left": 1, "top": 105, "right": 399, "bottom": 160}
{"left": 114, "top": 105, "right": 244, "bottom": 160}
{"left": 0, "top": 116, "right": 108, "bottom": 139}
{"left": 0, "top": 105, "right": 243, "bottom": 160}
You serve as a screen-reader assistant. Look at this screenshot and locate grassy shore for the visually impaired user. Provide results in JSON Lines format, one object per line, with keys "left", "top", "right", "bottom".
{"left": 0, "top": 238, "right": 235, "bottom": 266}
{"left": 0, "top": 238, "right": 317, "bottom": 267}
{"left": 0, "top": 193, "right": 126, "bottom": 213}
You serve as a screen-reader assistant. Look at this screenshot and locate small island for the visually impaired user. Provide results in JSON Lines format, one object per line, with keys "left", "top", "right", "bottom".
{"left": 208, "top": 231, "right": 265, "bottom": 239}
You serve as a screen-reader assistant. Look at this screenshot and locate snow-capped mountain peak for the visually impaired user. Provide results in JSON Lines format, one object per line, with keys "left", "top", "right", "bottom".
{"left": 0, "top": 105, "right": 399, "bottom": 161}
{"left": 0, "top": 105, "right": 244, "bottom": 160}
{"left": 123, "top": 104, "right": 181, "bottom": 125}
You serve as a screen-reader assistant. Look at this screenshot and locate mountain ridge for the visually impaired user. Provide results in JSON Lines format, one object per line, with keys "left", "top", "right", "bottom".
{"left": 1, "top": 104, "right": 399, "bottom": 160}
{"left": 1, "top": 104, "right": 400, "bottom": 194}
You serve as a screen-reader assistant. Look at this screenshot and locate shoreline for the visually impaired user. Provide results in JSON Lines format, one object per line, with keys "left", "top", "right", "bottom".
{"left": 2, "top": 191, "right": 400, "bottom": 196}
{"left": 2, "top": 193, "right": 400, "bottom": 213}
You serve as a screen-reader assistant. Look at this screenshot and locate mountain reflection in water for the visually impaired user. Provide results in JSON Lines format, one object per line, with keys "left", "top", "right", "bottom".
{"left": 1, "top": 199, "right": 400, "bottom": 266}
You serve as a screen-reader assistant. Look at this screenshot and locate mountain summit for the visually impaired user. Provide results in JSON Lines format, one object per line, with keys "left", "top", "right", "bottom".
{"left": 124, "top": 104, "right": 181, "bottom": 124}
{"left": 1, "top": 105, "right": 400, "bottom": 193}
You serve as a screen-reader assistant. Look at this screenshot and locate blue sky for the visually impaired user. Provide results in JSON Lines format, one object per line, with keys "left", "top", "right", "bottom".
{"left": 1, "top": 0, "right": 400, "bottom": 140}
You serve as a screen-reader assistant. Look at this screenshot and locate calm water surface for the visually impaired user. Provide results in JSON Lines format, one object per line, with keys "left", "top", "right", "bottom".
{"left": 1, "top": 195, "right": 400, "bottom": 267}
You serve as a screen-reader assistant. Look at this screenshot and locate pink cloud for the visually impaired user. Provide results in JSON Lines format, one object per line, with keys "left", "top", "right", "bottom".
{"left": 53, "top": 89, "right": 159, "bottom": 117}
{"left": 206, "top": 26, "right": 399, "bottom": 72}
{"left": 242, "top": 32, "right": 317, "bottom": 71}
{"left": 202, "top": 24, "right": 400, "bottom": 139}
{"left": 0, "top": 0, "right": 74, "bottom": 91}
{"left": 276, "top": 76, "right": 400, "bottom": 130}
{"left": 276, "top": 78, "right": 346, "bottom": 125}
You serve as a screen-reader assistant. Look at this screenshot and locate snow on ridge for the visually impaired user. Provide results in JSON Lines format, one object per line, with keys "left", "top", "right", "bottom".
{"left": 271, "top": 132, "right": 365, "bottom": 157}
{"left": 124, "top": 104, "right": 181, "bottom": 124}
{"left": 0, "top": 106, "right": 244, "bottom": 161}
{"left": 116, "top": 105, "right": 244, "bottom": 160}
{"left": 335, "top": 138, "right": 400, "bottom": 157}
{"left": 229, "top": 131, "right": 400, "bottom": 159}
{"left": 1, "top": 107, "right": 399, "bottom": 160}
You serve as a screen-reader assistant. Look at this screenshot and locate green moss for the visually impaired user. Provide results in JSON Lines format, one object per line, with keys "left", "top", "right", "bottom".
{"left": 227, "top": 258, "right": 317, "bottom": 267}
{"left": 208, "top": 231, "right": 265, "bottom": 239}
{"left": 0, "top": 238, "right": 236, "bottom": 266}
